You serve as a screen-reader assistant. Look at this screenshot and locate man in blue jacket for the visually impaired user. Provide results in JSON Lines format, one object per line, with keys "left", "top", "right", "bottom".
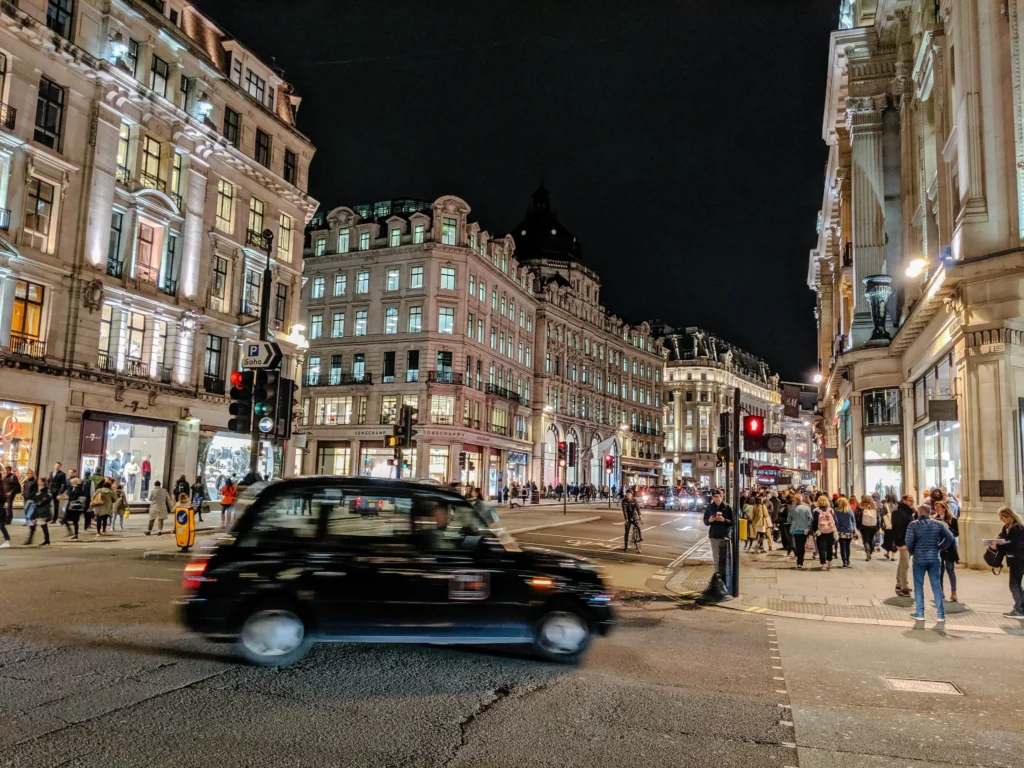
{"left": 906, "top": 503, "right": 955, "bottom": 621}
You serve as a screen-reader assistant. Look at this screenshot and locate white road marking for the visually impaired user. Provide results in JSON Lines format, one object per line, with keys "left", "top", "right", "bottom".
{"left": 129, "top": 577, "right": 173, "bottom": 582}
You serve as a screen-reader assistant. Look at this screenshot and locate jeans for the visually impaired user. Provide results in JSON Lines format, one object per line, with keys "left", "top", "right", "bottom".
{"left": 897, "top": 548, "right": 910, "bottom": 591}
{"left": 941, "top": 558, "right": 957, "bottom": 595}
{"left": 96, "top": 514, "right": 109, "bottom": 534}
{"left": 913, "top": 559, "right": 945, "bottom": 619}
{"left": 817, "top": 533, "right": 835, "bottom": 565}
{"left": 792, "top": 533, "right": 808, "bottom": 567}
{"left": 1009, "top": 560, "right": 1024, "bottom": 614}
{"left": 861, "top": 527, "right": 878, "bottom": 555}
{"left": 838, "top": 536, "right": 852, "bottom": 565}
{"left": 709, "top": 537, "right": 730, "bottom": 580}
{"left": 127, "top": 474, "right": 136, "bottom": 497}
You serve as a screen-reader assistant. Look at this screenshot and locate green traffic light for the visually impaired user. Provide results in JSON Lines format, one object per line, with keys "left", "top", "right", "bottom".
{"left": 254, "top": 401, "right": 271, "bottom": 417}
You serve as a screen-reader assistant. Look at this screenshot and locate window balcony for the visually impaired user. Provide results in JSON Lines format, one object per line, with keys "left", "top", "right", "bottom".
{"left": 485, "top": 383, "right": 522, "bottom": 405}
{"left": 142, "top": 0, "right": 166, "bottom": 12}
{"left": 240, "top": 300, "right": 260, "bottom": 318}
{"left": 170, "top": 192, "right": 182, "bottom": 210}
{"left": 7, "top": 334, "right": 45, "bottom": 359}
{"left": 246, "top": 229, "right": 270, "bottom": 251}
{"left": 139, "top": 172, "right": 165, "bottom": 193}
{"left": 158, "top": 366, "right": 173, "bottom": 384}
{"left": 303, "top": 372, "right": 372, "bottom": 387}
{"left": 123, "top": 358, "right": 150, "bottom": 378}
{"left": 0, "top": 101, "right": 15, "bottom": 131}
{"left": 204, "top": 374, "right": 225, "bottom": 395}
{"left": 488, "top": 423, "right": 509, "bottom": 437}
{"left": 463, "top": 416, "right": 481, "bottom": 430}
{"left": 427, "top": 371, "right": 464, "bottom": 385}
{"left": 97, "top": 352, "right": 117, "bottom": 372}
{"left": 135, "top": 263, "right": 160, "bottom": 283}
{"left": 115, "top": 165, "right": 131, "bottom": 186}
{"left": 406, "top": 371, "right": 420, "bottom": 383}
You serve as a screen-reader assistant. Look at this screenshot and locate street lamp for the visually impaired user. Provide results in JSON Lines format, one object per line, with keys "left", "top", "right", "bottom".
{"left": 906, "top": 258, "right": 928, "bottom": 278}
{"left": 812, "top": 372, "right": 823, "bottom": 384}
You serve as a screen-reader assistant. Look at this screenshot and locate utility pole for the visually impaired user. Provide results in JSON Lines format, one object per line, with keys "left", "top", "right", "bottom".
{"left": 248, "top": 229, "right": 275, "bottom": 476}
{"left": 731, "top": 385, "right": 742, "bottom": 598}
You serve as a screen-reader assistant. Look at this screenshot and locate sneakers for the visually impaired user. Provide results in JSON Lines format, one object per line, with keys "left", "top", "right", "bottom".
{"left": 909, "top": 612, "right": 925, "bottom": 621}
{"left": 1002, "top": 610, "right": 1024, "bottom": 618}
{"left": 0, "top": 541, "right": 9, "bottom": 548}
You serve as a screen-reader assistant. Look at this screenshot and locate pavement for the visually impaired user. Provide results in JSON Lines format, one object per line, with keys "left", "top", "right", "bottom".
{"left": 667, "top": 540, "right": 1024, "bottom": 635}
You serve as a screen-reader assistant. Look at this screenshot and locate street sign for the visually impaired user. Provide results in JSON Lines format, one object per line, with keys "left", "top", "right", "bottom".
{"left": 242, "top": 341, "right": 282, "bottom": 369}
{"left": 258, "top": 416, "right": 274, "bottom": 433}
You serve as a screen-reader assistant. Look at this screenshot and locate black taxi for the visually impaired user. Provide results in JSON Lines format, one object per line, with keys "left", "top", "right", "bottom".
{"left": 179, "top": 477, "right": 615, "bottom": 667}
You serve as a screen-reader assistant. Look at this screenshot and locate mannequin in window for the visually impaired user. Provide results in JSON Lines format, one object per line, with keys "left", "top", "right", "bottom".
{"left": 141, "top": 454, "right": 152, "bottom": 498}
{"left": 124, "top": 457, "right": 140, "bottom": 499}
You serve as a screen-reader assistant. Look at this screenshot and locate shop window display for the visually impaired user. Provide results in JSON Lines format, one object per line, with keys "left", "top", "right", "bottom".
{"left": 202, "top": 433, "right": 273, "bottom": 499}
{"left": 0, "top": 401, "right": 42, "bottom": 476}
{"left": 102, "top": 422, "right": 168, "bottom": 501}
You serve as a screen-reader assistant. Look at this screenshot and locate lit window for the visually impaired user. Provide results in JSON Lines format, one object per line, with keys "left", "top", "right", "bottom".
{"left": 311, "top": 276, "right": 325, "bottom": 299}
{"left": 441, "top": 217, "right": 457, "bottom": 245}
{"left": 313, "top": 237, "right": 326, "bottom": 257}
{"left": 244, "top": 68, "right": 266, "bottom": 103}
{"left": 215, "top": 179, "right": 234, "bottom": 233}
{"left": 390, "top": 228, "right": 401, "bottom": 247}
{"left": 384, "top": 307, "right": 398, "bottom": 334}
{"left": 309, "top": 314, "right": 323, "bottom": 339}
{"left": 338, "top": 228, "right": 350, "bottom": 253}
{"left": 469, "top": 275, "right": 475, "bottom": 296}
{"left": 24, "top": 177, "right": 56, "bottom": 253}
{"left": 334, "top": 274, "right": 346, "bottom": 296}
{"left": 356, "top": 271, "right": 369, "bottom": 294}
{"left": 438, "top": 307, "right": 454, "bottom": 334}
{"left": 331, "top": 312, "right": 345, "bottom": 337}
{"left": 278, "top": 214, "right": 293, "bottom": 262}
{"left": 440, "top": 266, "right": 456, "bottom": 290}
{"left": 359, "top": 231, "right": 370, "bottom": 250}
{"left": 408, "top": 306, "right": 422, "bottom": 332}
{"left": 34, "top": 77, "right": 65, "bottom": 150}
{"left": 150, "top": 55, "right": 169, "bottom": 98}
{"left": 413, "top": 224, "right": 425, "bottom": 244}
{"left": 386, "top": 269, "right": 399, "bottom": 291}
{"left": 410, "top": 266, "right": 423, "bottom": 288}
{"left": 355, "top": 310, "right": 367, "bottom": 336}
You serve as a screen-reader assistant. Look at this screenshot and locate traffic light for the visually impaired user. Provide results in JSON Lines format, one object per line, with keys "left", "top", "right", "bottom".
{"left": 394, "top": 405, "right": 420, "bottom": 448}
{"left": 254, "top": 370, "right": 278, "bottom": 421}
{"left": 273, "top": 377, "right": 297, "bottom": 439}
{"left": 458, "top": 451, "right": 467, "bottom": 469}
{"left": 557, "top": 441, "right": 567, "bottom": 467}
{"left": 227, "top": 370, "right": 254, "bottom": 434}
{"left": 743, "top": 415, "right": 766, "bottom": 451}
{"left": 386, "top": 435, "right": 400, "bottom": 448}
{"left": 567, "top": 442, "right": 577, "bottom": 467}
{"left": 716, "top": 447, "right": 730, "bottom": 466}
{"left": 604, "top": 454, "right": 614, "bottom": 472}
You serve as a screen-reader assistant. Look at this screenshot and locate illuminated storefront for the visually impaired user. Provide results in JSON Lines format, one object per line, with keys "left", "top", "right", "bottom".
{"left": 316, "top": 444, "right": 352, "bottom": 476}
{"left": 460, "top": 446, "right": 482, "bottom": 489}
{"left": 360, "top": 444, "right": 416, "bottom": 478}
{"left": 79, "top": 415, "right": 172, "bottom": 502}
{"left": 199, "top": 433, "right": 274, "bottom": 498}
{"left": 506, "top": 450, "right": 529, "bottom": 486}
{"left": 428, "top": 446, "right": 450, "bottom": 483}
{"left": 0, "top": 401, "right": 43, "bottom": 476}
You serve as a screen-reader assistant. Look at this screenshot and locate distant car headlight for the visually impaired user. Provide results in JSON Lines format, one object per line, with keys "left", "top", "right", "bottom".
{"left": 696, "top": 498, "right": 705, "bottom": 506}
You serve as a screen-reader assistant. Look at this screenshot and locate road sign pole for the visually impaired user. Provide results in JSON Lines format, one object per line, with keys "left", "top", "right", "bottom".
{"left": 731, "top": 386, "right": 741, "bottom": 599}
{"left": 249, "top": 230, "right": 275, "bottom": 478}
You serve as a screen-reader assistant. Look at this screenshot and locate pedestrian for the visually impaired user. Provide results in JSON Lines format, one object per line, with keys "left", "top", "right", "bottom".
{"left": 751, "top": 501, "right": 771, "bottom": 553}
{"left": 989, "top": 506, "right": 1024, "bottom": 618}
{"left": 146, "top": 481, "right": 172, "bottom": 535}
{"left": 0, "top": 477, "right": 8, "bottom": 548}
{"left": 89, "top": 478, "right": 115, "bottom": 536}
{"left": 932, "top": 487, "right": 959, "bottom": 519}
{"left": 621, "top": 489, "right": 642, "bottom": 551}
{"left": 502, "top": 485, "right": 509, "bottom": 505}
{"left": 220, "top": 477, "right": 237, "bottom": 528}
{"left": 64, "top": 476, "right": 89, "bottom": 540}
{"left": 881, "top": 493, "right": 898, "bottom": 560}
{"left": 742, "top": 494, "right": 756, "bottom": 552}
{"left": 892, "top": 494, "right": 916, "bottom": 597}
{"left": 24, "top": 484, "right": 52, "bottom": 545}
{"left": 2, "top": 464, "right": 20, "bottom": 526}
{"left": 833, "top": 496, "right": 856, "bottom": 567}
{"left": 703, "top": 489, "right": 734, "bottom": 583}
{"left": 934, "top": 500, "right": 959, "bottom": 602}
{"left": 21, "top": 469, "right": 39, "bottom": 525}
{"left": 768, "top": 491, "right": 781, "bottom": 542}
{"left": 905, "top": 503, "right": 954, "bottom": 622}
{"left": 788, "top": 494, "right": 813, "bottom": 570}
{"left": 778, "top": 492, "right": 793, "bottom": 556}
{"left": 173, "top": 474, "right": 190, "bottom": 500}
{"left": 813, "top": 495, "right": 837, "bottom": 571}
{"left": 111, "top": 481, "right": 129, "bottom": 531}
{"left": 856, "top": 495, "right": 880, "bottom": 561}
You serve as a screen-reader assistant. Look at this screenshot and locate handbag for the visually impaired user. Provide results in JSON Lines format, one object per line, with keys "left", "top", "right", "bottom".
{"left": 984, "top": 547, "right": 1005, "bottom": 569}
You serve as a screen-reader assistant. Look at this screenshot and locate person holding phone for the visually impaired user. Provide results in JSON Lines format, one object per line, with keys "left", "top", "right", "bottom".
{"left": 703, "top": 489, "right": 734, "bottom": 582}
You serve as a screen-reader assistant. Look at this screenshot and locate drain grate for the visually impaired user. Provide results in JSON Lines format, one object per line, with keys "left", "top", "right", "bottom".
{"left": 884, "top": 678, "right": 963, "bottom": 695}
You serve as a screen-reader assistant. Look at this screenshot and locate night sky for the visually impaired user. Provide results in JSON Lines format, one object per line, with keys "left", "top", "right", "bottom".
{"left": 196, "top": 0, "right": 838, "bottom": 381}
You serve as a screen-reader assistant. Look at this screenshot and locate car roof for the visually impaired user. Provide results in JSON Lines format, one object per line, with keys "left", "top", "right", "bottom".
{"left": 253, "top": 476, "right": 467, "bottom": 502}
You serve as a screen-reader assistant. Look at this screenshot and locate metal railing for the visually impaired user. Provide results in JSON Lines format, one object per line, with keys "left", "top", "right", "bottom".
{"left": 135, "top": 262, "right": 159, "bottom": 283}
{"left": 488, "top": 423, "right": 509, "bottom": 436}
{"left": 246, "top": 229, "right": 270, "bottom": 251}
{"left": 485, "top": 383, "right": 522, "bottom": 404}
{"left": 406, "top": 371, "right": 420, "bottom": 382}
{"left": 139, "top": 172, "right": 165, "bottom": 193}
{"left": 7, "top": 335, "right": 45, "bottom": 359}
{"left": 382, "top": 374, "right": 395, "bottom": 383}
{"left": 463, "top": 417, "right": 481, "bottom": 430}
{"left": 0, "top": 101, "right": 15, "bottom": 131}
{"left": 204, "top": 374, "right": 225, "bottom": 395}
{"left": 106, "top": 258, "right": 124, "bottom": 278}
{"left": 303, "top": 372, "right": 372, "bottom": 387}
{"left": 240, "top": 300, "right": 260, "bottom": 318}
{"left": 98, "top": 352, "right": 117, "bottom": 372}
{"left": 158, "top": 366, "right": 173, "bottom": 384}
{"left": 116, "top": 165, "right": 131, "bottom": 186}
{"left": 428, "top": 371, "right": 464, "bottom": 385}
{"left": 123, "top": 358, "right": 149, "bottom": 378}
{"left": 0, "top": 207, "right": 10, "bottom": 232}
{"left": 170, "top": 192, "right": 183, "bottom": 210}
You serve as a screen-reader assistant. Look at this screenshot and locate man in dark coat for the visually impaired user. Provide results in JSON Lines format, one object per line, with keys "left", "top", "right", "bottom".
{"left": 891, "top": 494, "right": 917, "bottom": 597}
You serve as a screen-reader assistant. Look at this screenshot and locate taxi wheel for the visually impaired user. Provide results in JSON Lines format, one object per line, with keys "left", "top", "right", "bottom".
{"left": 238, "top": 606, "right": 312, "bottom": 667}
{"left": 533, "top": 606, "right": 591, "bottom": 663}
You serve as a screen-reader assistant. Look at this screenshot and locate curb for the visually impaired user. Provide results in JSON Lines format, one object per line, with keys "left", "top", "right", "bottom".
{"left": 507, "top": 516, "right": 602, "bottom": 535}
{"left": 143, "top": 550, "right": 194, "bottom": 560}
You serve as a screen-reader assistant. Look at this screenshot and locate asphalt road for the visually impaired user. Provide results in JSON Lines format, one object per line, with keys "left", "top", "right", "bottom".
{"left": 0, "top": 545, "right": 794, "bottom": 768}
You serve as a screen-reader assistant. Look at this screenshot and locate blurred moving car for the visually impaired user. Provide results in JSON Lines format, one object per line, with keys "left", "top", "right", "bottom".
{"left": 179, "top": 477, "right": 615, "bottom": 667}
{"left": 639, "top": 486, "right": 671, "bottom": 509}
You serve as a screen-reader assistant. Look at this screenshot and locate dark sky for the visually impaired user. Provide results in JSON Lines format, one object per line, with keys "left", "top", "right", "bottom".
{"left": 197, "top": 0, "right": 837, "bottom": 381}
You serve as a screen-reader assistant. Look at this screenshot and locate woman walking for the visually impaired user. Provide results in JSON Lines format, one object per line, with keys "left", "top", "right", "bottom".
{"left": 64, "top": 477, "right": 89, "bottom": 540}
{"left": 24, "top": 484, "right": 52, "bottom": 545}
{"left": 881, "top": 493, "right": 898, "bottom": 560}
{"left": 789, "top": 495, "right": 813, "bottom": 569}
{"left": 220, "top": 477, "right": 237, "bottom": 529}
{"left": 834, "top": 497, "right": 856, "bottom": 567}
{"left": 857, "top": 496, "right": 881, "bottom": 561}
{"left": 146, "top": 481, "right": 172, "bottom": 535}
{"left": 90, "top": 478, "right": 115, "bottom": 536}
{"left": 934, "top": 500, "right": 959, "bottom": 602}
{"left": 990, "top": 506, "right": 1024, "bottom": 618}
{"left": 814, "top": 496, "right": 837, "bottom": 571}
{"left": 751, "top": 500, "right": 772, "bottom": 553}
{"left": 191, "top": 475, "right": 207, "bottom": 523}
{"left": 111, "top": 481, "right": 129, "bottom": 531}
{"left": 778, "top": 492, "right": 793, "bottom": 557}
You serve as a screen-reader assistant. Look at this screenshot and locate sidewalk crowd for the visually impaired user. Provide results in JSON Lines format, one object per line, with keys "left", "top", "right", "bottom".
{"left": 703, "top": 485, "right": 1024, "bottom": 624}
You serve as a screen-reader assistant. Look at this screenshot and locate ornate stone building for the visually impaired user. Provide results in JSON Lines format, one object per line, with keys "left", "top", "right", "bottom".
{"left": 0, "top": 1, "right": 316, "bottom": 498}
{"left": 299, "top": 196, "right": 537, "bottom": 498}
{"left": 512, "top": 187, "right": 665, "bottom": 490}
{"left": 659, "top": 326, "right": 782, "bottom": 488}
{"left": 810, "top": 0, "right": 1024, "bottom": 566}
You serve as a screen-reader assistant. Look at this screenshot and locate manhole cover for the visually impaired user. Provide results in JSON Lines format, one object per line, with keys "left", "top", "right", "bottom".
{"left": 884, "top": 678, "right": 962, "bottom": 695}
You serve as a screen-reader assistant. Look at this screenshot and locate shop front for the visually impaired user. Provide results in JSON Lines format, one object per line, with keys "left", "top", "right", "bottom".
{"left": 316, "top": 442, "right": 352, "bottom": 476}
{"left": 198, "top": 431, "right": 275, "bottom": 499}
{"left": 487, "top": 449, "right": 500, "bottom": 499}
{"left": 862, "top": 388, "right": 903, "bottom": 498}
{"left": 0, "top": 399, "right": 44, "bottom": 476}
{"left": 360, "top": 442, "right": 417, "bottom": 479}
{"left": 506, "top": 450, "right": 529, "bottom": 487}
{"left": 428, "top": 445, "right": 450, "bottom": 483}
{"left": 79, "top": 414, "right": 173, "bottom": 502}
{"left": 460, "top": 444, "right": 482, "bottom": 489}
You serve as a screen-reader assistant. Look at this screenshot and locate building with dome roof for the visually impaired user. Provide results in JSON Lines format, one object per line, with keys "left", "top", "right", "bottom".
{"left": 512, "top": 187, "right": 665, "bottom": 490}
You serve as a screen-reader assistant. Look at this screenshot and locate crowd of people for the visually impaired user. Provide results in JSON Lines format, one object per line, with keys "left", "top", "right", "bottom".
{"left": 704, "top": 485, "right": 1024, "bottom": 622}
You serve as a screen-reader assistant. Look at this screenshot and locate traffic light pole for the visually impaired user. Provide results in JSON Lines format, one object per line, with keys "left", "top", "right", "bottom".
{"left": 731, "top": 386, "right": 742, "bottom": 598}
{"left": 248, "top": 229, "right": 275, "bottom": 477}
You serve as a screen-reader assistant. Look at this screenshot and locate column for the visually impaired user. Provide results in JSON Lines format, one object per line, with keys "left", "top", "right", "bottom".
{"left": 0, "top": 268, "right": 15, "bottom": 348}
{"left": 179, "top": 157, "right": 208, "bottom": 300}
{"left": 846, "top": 95, "right": 888, "bottom": 347}
{"left": 849, "top": 394, "right": 864, "bottom": 497}
{"left": 111, "top": 305, "right": 129, "bottom": 370}
{"left": 900, "top": 382, "right": 917, "bottom": 500}
{"left": 350, "top": 439, "right": 361, "bottom": 477}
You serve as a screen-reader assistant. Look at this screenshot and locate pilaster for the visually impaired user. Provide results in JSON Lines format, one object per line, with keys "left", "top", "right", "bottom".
{"left": 849, "top": 393, "right": 864, "bottom": 497}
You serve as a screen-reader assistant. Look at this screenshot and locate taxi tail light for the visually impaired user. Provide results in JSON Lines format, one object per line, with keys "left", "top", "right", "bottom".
{"left": 528, "top": 577, "right": 554, "bottom": 589}
{"left": 182, "top": 559, "right": 208, "bottom": 592}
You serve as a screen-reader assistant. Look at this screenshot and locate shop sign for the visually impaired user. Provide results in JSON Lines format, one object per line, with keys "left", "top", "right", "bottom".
{"left": 82, "top": 419, "right": 105, "bottom": 454}
{"left": 928, "top": 399, "right": 958, "bottom": 422}
{"left": 810, "top": 461, "right": 822, "bottom": 471}
{"left": 506, "top": 451, "right": 529, "bottom": 465}
{"left": 108, "top": 423, "right": 132, "bottom": 439}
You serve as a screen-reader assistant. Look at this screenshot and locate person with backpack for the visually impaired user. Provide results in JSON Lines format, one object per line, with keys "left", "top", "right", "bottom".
{"left": 813, "top": 496, "right": 837, "bottom": 570}
{"left": 857, "top": 496, "right": 881, "bottom": 561}
{"left": 833, "top": 496, "right": 856, "bottom": 568}
{"left": 881, "top": 493, "right": 898, "bottom": 560}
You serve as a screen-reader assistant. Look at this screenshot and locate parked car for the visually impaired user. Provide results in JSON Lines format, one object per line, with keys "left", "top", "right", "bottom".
{"left": 179, "top": 477, "right": 615, "bottom": 667}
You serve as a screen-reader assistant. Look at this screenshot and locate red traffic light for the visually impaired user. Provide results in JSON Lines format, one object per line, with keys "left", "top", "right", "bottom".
{"left": 230, "top": 370, "right": 244, "bottom": 388}
{"left": 743, "top": 415, "right": 764, "bottom": 438}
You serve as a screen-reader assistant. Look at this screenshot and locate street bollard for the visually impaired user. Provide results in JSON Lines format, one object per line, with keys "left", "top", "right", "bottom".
{"left": 174, "top": 503, "right": 196, "bottom": 552}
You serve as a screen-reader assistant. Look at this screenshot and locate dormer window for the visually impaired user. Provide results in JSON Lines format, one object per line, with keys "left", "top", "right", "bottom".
{"left": 359, "top": 231, "right": 370, "bottom": 251}
{"left": 413, "top": 224, "right": 425, "bottom": 244}
{"left": 245, "top": 69, "right": 266, "bottom": 103}
{"left": 390, "top": 228, "right": 401, "bottom": 247}
{"left": 441, "top": 217, "right": 457, "bottom": 245}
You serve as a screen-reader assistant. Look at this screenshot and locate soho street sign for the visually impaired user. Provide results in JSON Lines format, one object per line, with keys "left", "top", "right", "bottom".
{"left": 242, "top": 341, "right": 282, "bottom": 369}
